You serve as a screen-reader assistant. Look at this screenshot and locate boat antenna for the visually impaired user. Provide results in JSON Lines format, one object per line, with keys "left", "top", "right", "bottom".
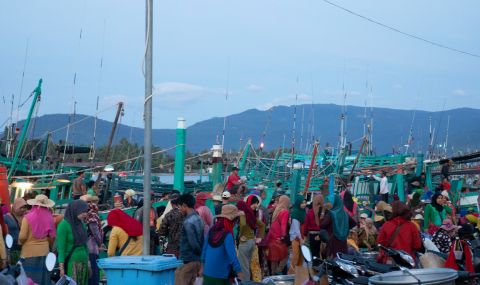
{"left": 300, "top": 106, "right": 305, "bottom": 154}
{"left": 444, "top": 115, "right": 450, "bottom": 156}
{"left": 221, "top": 60, "right": 230, "bottom": 151}
{"left": 15, "top": 40, "right": 29, "bottom": 125}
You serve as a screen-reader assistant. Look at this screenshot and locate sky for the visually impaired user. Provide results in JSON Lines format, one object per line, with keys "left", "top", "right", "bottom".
{"left": 1, "top": 0, "right": 479, "bottom": 129}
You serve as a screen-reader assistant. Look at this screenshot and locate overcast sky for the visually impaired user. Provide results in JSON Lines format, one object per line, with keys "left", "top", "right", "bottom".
{"left": 1, "top": 0, "right": 479, "bottom": 129}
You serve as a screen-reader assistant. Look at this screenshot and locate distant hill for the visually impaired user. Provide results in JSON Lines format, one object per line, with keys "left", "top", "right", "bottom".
{"left": 9, "top": 104, "right": 480, "bottom": 154}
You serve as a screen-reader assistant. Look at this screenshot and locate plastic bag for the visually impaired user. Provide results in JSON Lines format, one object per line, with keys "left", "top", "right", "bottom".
{"left": 55, "top": 276, "right": 77, "bottom": 285}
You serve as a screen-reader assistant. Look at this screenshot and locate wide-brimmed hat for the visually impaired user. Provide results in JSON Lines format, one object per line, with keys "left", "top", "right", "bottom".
{"left": 124, "top": 189, "right": 136, "bottom": 197}
{"left": 413, "top": 214, "right": 424, "bottom": 220}
{"left": 216, "top": 204, "right": 244, "bottom": 221}
{"left": 375, "top": 201, "right": 392, "bottom": 213}
{"left": 80, "top": 194, "right": 99, "bottom": 203}
{"left": 212, "top": 195, "right": 222, "bottom": 202}
{"left": 374, "top": 215, "right": 385, "bottom": 222}
{"left": 27, "top": 194, "right": 55, "bottom": 208}
{"left": 222, "top": 191, "right": 231, "bottom": 199}
{"left": 441, "top": 219, "right": 461, "bottom": 232}
{"left": 360, "top": 213, "right": 368, "bottom": 219}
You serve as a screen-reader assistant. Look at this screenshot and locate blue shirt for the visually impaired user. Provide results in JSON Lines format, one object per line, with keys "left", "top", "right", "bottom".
{"left": 179, "top": 211, "right": 204, "bottom": 263}
{"left": 201, "top": 233, "right": 242, "bottom": 279}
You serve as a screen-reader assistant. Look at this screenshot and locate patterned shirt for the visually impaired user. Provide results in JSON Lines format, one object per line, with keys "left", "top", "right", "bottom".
{"left": 432, "top": 228, "right": 452, "bottom": 253}
{"left": 158, "top": 207, "right": 184, "bottom": 253}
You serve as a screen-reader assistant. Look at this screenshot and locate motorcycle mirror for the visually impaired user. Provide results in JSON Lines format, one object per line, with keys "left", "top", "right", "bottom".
{"left": 45, "top": 252, "right": 57, "bottom": 272}
{"left": 5, "top": 234, "right": 13, "bottom": 249}
{"left": 301, "top": 245, "right": 313, "bottom": 263}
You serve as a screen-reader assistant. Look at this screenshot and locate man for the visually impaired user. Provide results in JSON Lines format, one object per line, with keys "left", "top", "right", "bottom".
{"left": 174, "top": 194, "right": 204, "bottom": 285}
{"left": 372, "top": 171, "right": 390, "bottom": 203}
{"left": 158, "top": 196, "right": 184, "bottom": 257}
{"left": 72, "top": 171, "right": 87, "bottom": 200}
{"left": 441, "top": 160, "right": 453, "bottom": 181}
{"left": 212, "top": 195, "right": 223, "bottom": 215}
{"left": 226, "top": 166, "right": 243, "bottom": 191}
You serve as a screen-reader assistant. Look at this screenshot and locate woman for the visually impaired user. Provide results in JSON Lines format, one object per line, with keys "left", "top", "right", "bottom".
{"left": 432, "top": 219, "right": 459, "bottom": 254}
{"left": 57, "top": 200, "right": 90, "bottom": 285}
{"left": 4, "top": 198, "right": 28, "bottom": 264}
{"left": 377, "top": 201, "right": 422, "bottom": 264}
{"left": 358, "top": 217, "right": 377, "bottom": 250}
{"left": 195, "top": 192, "right": 214, "bottom": 236}
{"left": 236, "top": 197, "right": 265, "bottom": 281}
{"left": 288, "top": 195, "right": 307, "bottom": 274}
{"left": 267, "top": 195, "right": 290, "bottom": 275}
{"left": 341, "top": 190, "right": 357, "bottom": 219}
{"left": 304, "top": 195, "right": 325, "bottom": 262}
{"left": 319, "top": 194, "right": 356, "bottom": 258}
{"left": 201, "top": 204, "right": 244, "bottom": 285}
{"left": 83, "top": 195, "right": 103, "bottom": 285}
{"left": 423, "top": 193, "right": 452, "bottom": 234}
{"left": 107, "top": 208, "right": 143, "bottom": 256}
{"left": 347, "top": 228, "right": 360, "bottom": 254}
{"left": 19, "top": 194, "right": 56, "bottom": 285}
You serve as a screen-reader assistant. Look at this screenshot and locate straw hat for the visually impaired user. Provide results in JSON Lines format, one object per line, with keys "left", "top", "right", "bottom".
{"left": 80, "top": 194, "right": 99, "bottom": 203}
{"left": 27, "top": 194, "right": 55, "bottom": 208}
{"left": 216, "top": 204, "right": 244, "bottom": 221}
{"left": 124, "top": 189, "right": 136, "bottom": 197}
{"left": 375, "top": 201, "right": 392, "bottom": 213}
{"left": 374, "top": 215, "right": 385, "bottom": 223}
{"left": 212, "top": 195, "right": 222, "bottom": 202}
{"left": 221, "top": 191, "right": 231, "bottom": 199}
{"left": 360, "top": 213, "right": 368, "bottom": 219}
{"left": 413, "top": 214, "right": 424, "bottom": 220}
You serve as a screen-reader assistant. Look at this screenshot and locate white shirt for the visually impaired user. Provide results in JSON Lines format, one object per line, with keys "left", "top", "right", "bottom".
{"left": 373, "top": 175, "right": 390, "bottom": 194}
{"left": 289, "top": 219, "right": 302, "bottom": 241}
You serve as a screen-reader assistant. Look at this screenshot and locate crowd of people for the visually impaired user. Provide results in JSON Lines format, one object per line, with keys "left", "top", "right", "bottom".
{"left": 0, "top": 166, "right": 478, "bottom": 285}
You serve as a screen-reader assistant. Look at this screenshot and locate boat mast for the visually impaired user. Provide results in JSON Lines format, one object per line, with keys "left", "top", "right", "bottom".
{"left": 143, "top": 0, "right": 153, "bottom": 255}
{"left": 444, "top": 115, "right": 450, "bottom": 156}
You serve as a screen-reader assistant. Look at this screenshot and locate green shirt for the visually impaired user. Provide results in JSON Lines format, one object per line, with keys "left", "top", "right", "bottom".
{"left": 57, "top": 220, "right": 89, "bottom": 264}
{"left": 238, "top": 215, "right": 265, "bottom": 240}
{"left": 423, "top": 204, "right": 452, "bottom": 230}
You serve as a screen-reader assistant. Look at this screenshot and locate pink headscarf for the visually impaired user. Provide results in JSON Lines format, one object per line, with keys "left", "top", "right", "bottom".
{"left": 25, "top": 206, "right": 56, "bottom": 239}
{"left": 196, "top": 206, "right": 213, "bottom": 236}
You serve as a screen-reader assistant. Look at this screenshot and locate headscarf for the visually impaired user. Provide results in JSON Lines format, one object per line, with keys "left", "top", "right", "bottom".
{"left": 272, "top": 195, "right": 290, "bottom": 222}
{"left": 64, "top": 200, "right": 89, "bottom": 246}
{"left": 430, "top": 193, "right": 445, "bottom": 213}
{"left": 342, "top": 190, "right": 355, "bottom": 213}
{"left": 86, "top": 202, "right": 102, "bottom": 233}
{"left": 410, "top": 192, "right": 421, "bottom": 208}
{"left": 391, "top": 201, "right": 411, "bottom": 220}
{"left": 329, "top": 194, "right": 349, "bottom": 241}
{"left": 313, "top": 194, "right": 324, "bottom": 226}
{"left": 195, "top": 192, "right": 210, "bottom": 209}
{"left": 25, "top": 205, "right": 56, "bottom": 239}
{"left": 290, "top": 195, "right": 306, "bottom": 223}
{"left": 237, "top": 200, "right": 257, "bottom": 230}
{"left": 208, "top": 217, "right": 234, "bottom": 247}
{"left": 107, "top": 208, "right": 143, "bottom": 237}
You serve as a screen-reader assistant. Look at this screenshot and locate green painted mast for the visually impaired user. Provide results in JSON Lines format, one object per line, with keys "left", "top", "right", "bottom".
{"left": 40, "top": 132, "right": 50, "bottom": 165}
{"left": 239, "top": 139, "right": 251, "bottom": 175}
{"left": 8, "top": 79, "right": 42, "bottom": 182}
{"left": 173, "top": 117, "right": 186, "bottom": 193}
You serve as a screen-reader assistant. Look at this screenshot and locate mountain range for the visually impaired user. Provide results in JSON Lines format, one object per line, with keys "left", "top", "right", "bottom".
{"left": 8, "top": 104, "right": 480, "bottom": 155}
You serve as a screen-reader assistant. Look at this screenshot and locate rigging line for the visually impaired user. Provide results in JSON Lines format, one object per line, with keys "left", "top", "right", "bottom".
{"left": 321, "top": 0, "right": 480, "bottom": 58}
{"left": 13, "top": 145, "right": 180, "bottom": 179}
{"left": 29, "top": 103, "right": 118, "bottom": 141}
{"left": 15, "top": 40, "right": 30, "bottom": 124}
{"left": 221, "top": 59, "right": 230, "bottom": 150}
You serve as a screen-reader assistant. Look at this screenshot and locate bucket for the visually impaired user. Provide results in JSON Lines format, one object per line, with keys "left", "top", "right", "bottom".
{"left": 97, "top": 255, "right": 182, "bottom": 285}
{"left": 369, "top": 268, "right": 458, "bottom": 285}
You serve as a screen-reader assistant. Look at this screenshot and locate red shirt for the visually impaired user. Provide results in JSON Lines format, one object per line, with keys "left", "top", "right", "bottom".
{"left": 304, "top": 208, "right": 321, "bottom": 235}
{"left": 377, "top": 216, "right": 422, "bottom": 262}
{"left": 226, "top": 172, "right": 240, "bottom": 190}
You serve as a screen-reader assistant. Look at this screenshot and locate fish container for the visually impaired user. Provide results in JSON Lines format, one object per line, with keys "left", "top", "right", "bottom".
{"left": 262, "top": 275, "right": 295, "bottom": 285}
{"left": 97, "top": 255, "right": 182, "bottom": 285}
{"left": 369, "top": 268, "right": 458, "bottom": 285}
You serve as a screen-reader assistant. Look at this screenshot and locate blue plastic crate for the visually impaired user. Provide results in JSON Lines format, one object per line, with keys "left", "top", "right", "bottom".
{"left": 98, "top": 255, "right": 182, "bottom": 285}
